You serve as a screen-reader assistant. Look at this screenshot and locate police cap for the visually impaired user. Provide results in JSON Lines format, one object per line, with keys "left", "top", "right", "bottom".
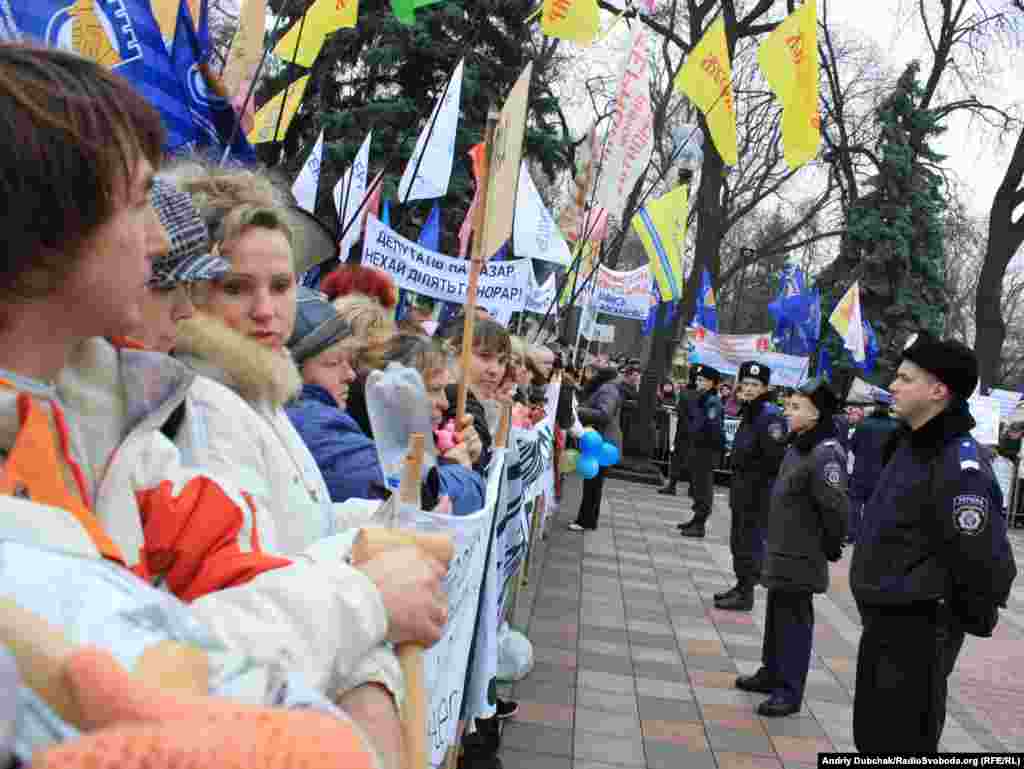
{"left": 738, "top": 361, "right": 770, "bottom": 385}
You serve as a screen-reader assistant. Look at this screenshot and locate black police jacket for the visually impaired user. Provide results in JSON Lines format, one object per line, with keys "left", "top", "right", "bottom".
{"left": 848, "top": 413, "right": 901, "bottom": 507}
{"left": 690, "top": 390, "right": 725, "bottom": 451}
{"left": 763, "top": 418, "right": 850, "bottom": 594}
{"left": 850, "top": 402, "right": 1017, "bottom": 635}
{"left": 672, "top": 387, "right": 699, "bottom": 449}
{"left": 729, "top": 394, "right": 788, "bottom": 514}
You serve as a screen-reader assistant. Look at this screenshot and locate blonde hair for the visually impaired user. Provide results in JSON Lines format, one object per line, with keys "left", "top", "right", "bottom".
{"left": 159, "top": 157, "right": 292, "bottom": 258}
{"left": 508, "top": 336, "right": 526, "bottom": 368}
{"left": 332, "top": 293, "right": 396, "bottom": 340}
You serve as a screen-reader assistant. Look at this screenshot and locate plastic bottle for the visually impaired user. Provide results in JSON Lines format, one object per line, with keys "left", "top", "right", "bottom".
{"left": 365, "top": 363, "right": 438, "bottom": 491}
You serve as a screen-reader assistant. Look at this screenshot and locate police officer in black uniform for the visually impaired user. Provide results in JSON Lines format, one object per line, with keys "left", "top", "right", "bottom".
{"left": 851, "top": 334, "right": 1017, "bottom": 752}
{"left": 677, "top": 364, "right": 725, "bottom": 537}
{"left": 660, "top": 367, "right": 699, "bottom": 496}
{"left": 736, "top": 378, "right": 849, "bottom": 717}
{"left": 716, "top": 361, "right": 788, "bottom": 611}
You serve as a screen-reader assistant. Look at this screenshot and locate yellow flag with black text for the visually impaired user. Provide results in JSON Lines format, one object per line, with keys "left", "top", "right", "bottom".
{"left": 248, "top": 75, "right": 310, "bottom": 144}
{"left": 674, "top": 17, "right": 737, "bottom": 166}
{"left": 757, "top": 0, "right": 820, "bottom": 169}
{"left": 273, "top": 0, "right": 358, "bottom": 68}
{"left": 541, "top": 0, "right": 600, "bottom": 45}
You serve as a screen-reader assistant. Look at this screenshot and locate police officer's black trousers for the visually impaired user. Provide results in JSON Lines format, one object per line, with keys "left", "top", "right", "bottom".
{"left": 576, "top": 465, "right": 606, "bottom": 530}
{"left": 730, "top": 504, "right": 765, "bottom": 584}
{"left": 688, "top": 449, "right": 714, "bottom": 522}
{"left": 853, "top": 601, "right": 965, "bottom": 753}
{"left": 762, "top": 589, "right": 813, "bottom": 706}
{"left": 670, "top": 437, "right": 690, "bottom": 483}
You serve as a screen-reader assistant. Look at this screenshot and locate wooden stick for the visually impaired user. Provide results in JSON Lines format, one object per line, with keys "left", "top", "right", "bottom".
{"left": 455, "top": 111, "right": 500, "bottom": 424}
{"left": 494, "top": 404, "right": 512, "bottom": 450}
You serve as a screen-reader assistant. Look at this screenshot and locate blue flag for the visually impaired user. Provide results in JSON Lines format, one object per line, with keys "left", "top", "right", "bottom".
{"left": 381, "top": 200, "right": 392, "bottom": 227}
{"left": 770, "top": 265, "right": 819, "bottom": 356}
{"left": 856, "top": 319, "right": 879, "bottom": 374}
{"left": 693, "top": 268, "right": 718, "bottom": 332}
{"left": 172, "top": 0, "right": 256, "bottom": 164}
{"left": 818, "top": 346, "right": 832, "bottom": 381}
{"left": 0, "top": 1, "right": 200, "bottom": 151}
{"left": 397, "top": 203, "right": 442, "bottom": 321}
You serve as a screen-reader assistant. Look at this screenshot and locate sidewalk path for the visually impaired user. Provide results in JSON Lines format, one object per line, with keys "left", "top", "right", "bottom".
{"left": 500, "top": 476, "right": 1024, "bottom": 768}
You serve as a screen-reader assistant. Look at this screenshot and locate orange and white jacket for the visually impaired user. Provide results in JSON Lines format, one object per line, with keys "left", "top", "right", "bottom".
{"left": 37, "top": 338, "right": 394, "bottom": 701}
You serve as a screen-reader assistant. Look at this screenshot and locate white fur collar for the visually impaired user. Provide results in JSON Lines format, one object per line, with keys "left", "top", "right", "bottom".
{"left": 175, "top": 313, "right": 302, "bottom": 408}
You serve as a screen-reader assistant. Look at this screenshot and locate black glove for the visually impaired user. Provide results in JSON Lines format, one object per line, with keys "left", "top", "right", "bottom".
{"left": 949, "top": 592, "right": 999, "bottom": 638}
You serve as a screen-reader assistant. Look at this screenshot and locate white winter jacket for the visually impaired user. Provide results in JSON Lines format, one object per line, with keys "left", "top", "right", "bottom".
{"left": 45, "top": 338, "right": 394, "bottom": 700}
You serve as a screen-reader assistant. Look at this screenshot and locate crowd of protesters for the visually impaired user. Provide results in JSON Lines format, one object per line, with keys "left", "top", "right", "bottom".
{"left": 0, "top": 42, "right": 583, "bottom": 769}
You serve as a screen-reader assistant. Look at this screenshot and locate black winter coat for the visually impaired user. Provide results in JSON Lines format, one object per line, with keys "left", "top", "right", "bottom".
{"left": 729, "top": 394, "right": 788, "bottom": 514}
{"left": 850, "top": 402, "right": 1017, "bottom": 635}
{"left": 763, "top": 418, "right": 849, "bottom": 593}
{"left": 848, "top": 413, "right": 901, "bottom": 507}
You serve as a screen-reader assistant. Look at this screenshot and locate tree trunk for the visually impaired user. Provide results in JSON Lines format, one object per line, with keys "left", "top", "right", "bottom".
{"left": 975, "top": 127, "right": 1024, "bottom": 389}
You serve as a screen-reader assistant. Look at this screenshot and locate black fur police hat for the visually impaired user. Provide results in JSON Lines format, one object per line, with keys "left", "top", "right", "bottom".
{"left": 795, "top": 377, "right": 839, "bottom": 416}
{"left": 694, "top": 364, "right": 721, "bottom": 384}
{"left": 901, "top": 332, "right": 978, "bottom": 402}
{"left": 737, "top": 361, "right": 770, "bottom": 385}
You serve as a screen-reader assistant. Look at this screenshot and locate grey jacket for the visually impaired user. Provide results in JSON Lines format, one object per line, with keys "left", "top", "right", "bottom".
{"left": 577, "top": 367, "right": 624, "bottom": 451}
{"left": 762, "top": 419, "right": 849, "bottom": 593}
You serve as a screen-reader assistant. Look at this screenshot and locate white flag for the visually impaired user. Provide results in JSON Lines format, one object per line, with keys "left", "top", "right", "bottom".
{"left": 514, "top": 162, "right": 572, "bottom": 267}
{"left": 398, "top": 59, "right": 464, "bottom": 203}
{"left": 333, "top": 130, "right": 372, "bottom": 258}
{"left": 595, "top": 28, "right": 654, "bottom": 216}
{"left": 291, "top": 129, "right": 325, "bottom": 214}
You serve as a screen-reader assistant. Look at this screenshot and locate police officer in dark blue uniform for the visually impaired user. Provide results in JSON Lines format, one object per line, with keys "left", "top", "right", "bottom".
{"left": 736, "top": 378, "right": 849, "bottom": 717}
{"left": 851, "top": 334, "right": 1017, "bottom": 752}
{"left": 716, "top": 362, "right": 788, "bottom": 611}
{"left": 677, "top": 364, "right": 725, "bottom": 537}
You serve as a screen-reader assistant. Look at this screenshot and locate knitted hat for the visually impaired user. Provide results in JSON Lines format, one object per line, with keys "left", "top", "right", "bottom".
{"left": 694, "top": 364, "right": 721, "bottom": 384}
{"left": 149, "top": 178, "right": 229, "bottom": 288}
{"left": 737, "top": 360, "right": 771, "bottom": 385}
{"left": 901, "top": 332, "right": 978, "bottom": 402}
{"left": 287, "top": 287, "right": 353, "bottom": 365}
{"left": 794, "top": 377, "right": 839, "bottom": 417}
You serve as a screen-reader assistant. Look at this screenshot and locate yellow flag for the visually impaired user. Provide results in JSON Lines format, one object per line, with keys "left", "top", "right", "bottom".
{"left": 223, "top": 0, "right": 267, "bottom": 96}
{"left": 273, "top": 0, "right": 358, "bottom": 68}
{"left": 632, "top": 185, "right": 689, "bottom": 302}
{"left": 248, "top": 75, "right": 311, "bottom": 144}
{"left": 541, "top": 0, "right": 600, "bottom": 45}
{"left": 674, "top": 17, "right": 738, "bottom": 166}
{"left": 757, "top": 0, "right": 820, "bottom": 169}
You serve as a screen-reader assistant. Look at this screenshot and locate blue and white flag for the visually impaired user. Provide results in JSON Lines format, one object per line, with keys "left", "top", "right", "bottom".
{"left": 0, "top": 0, "right": 200, "bottom": 151}
{"left": 398, "top": 59, "right": 463, "bottom": 202}
{"left": 292, "top": 129, "right": 325, "bottom": 214}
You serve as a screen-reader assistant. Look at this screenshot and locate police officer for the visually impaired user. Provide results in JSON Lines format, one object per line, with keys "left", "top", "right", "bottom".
{"left": 716, "top": 362, "right": 788, "bottom": 611}
{"left": 659, "top": 367, "right": 699, "bottom": 496}
{"left": 736, "top": 378, "right": 849, "bottom": 717}
{"left": 851, "top": 334, "right": 1017, "bottom": 752}
{"left": 677, "top": 364, "right": 725, "bottom": 537}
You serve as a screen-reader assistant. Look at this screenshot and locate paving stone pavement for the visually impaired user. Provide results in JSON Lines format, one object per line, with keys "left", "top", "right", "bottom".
{"left": 499, "top": 475, "right": 1024, "bottom": 768}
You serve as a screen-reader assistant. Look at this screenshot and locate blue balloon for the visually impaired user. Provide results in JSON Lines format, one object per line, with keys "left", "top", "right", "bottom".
{"left": 598, "top": 441, "right": 620, "bottom": 467}
{"left": 577, "top": 455, "right": 600, "bottom": 479}
{"left": 580, "top": 430, "right": 603, "bottom": 456}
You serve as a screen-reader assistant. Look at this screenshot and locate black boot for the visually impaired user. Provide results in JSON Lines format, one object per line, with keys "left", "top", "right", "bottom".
{"left": 735, "top": 668, "right": 777, "bottom": 693}
{"left": 658, "top": 481, "right": 677, "bottom": 495}
{"left": 457, "top": 733, "right": 503, "bottom": 769}
{"left": 679, "top": 519, "right": 706, "bottom": 538}
{"left": 713, "top": 582, "right": 740, "bottom": 601}
{"left": 714, "top": 583, "right": 753, "bottom": 611}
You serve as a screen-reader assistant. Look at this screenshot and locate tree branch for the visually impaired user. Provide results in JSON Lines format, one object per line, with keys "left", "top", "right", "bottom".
{"left": 596, "top": 1, "right": 691, "bottom": 52}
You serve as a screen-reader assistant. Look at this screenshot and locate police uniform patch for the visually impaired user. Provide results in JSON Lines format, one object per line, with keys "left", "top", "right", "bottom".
{"left": 768, "top": 422, "right": 785, "bottom": 441}
{"left": 953, "top": 494, "right": 988, "bottom": 536}
{"left": 823, "top": 461, "right": 843, "bottom": 488}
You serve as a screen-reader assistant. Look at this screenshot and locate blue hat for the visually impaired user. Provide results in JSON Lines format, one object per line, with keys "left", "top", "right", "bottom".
{"left": 287, "top": 287, "right": 353, "bottom": 364}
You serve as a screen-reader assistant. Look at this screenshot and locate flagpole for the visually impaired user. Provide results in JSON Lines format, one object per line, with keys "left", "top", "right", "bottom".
{"left": 335, "top": 137, "right": 360, "bottom": 243}
{"left": 270, "top": 7, "right": 309, "bottom": 162}
{"left": 455, "top": 109, "right": 499, "bottom": 423}
{"left": 399, "top": 63, "right": 459, "bottom": 210}
{"left": 220, "top": 0, "right": 298, "bottom": 165}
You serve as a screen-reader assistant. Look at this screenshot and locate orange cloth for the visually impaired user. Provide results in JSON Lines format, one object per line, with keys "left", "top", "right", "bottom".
{"left": 0, "top": 390, "right": 125, "bottom": 563}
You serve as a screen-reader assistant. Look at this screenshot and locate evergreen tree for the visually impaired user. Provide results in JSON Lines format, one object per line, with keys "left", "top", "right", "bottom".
{"left": 257, "top": 0, "right": 574, "bottom": 253}
{"left": 820, "top": 62, "right": 948, "bottom": 379}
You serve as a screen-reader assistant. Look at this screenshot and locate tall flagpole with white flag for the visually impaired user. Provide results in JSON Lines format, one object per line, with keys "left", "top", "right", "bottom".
{"left": 514, "top": 161, "right": 572, "bottom": 267}
{"left": 333, "top": 130, "right": 372, "bottom": 259}
{"left": 292, "top": 129, "right": 325, "bottom": 214}
{"left": 398, "top": 59, "right": 464, "bottom": 204}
